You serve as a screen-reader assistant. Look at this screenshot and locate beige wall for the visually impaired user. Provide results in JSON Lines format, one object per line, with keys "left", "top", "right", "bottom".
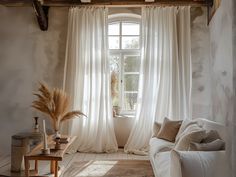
{"left": 208, "top": 0, "right": 236, "bottom": 174}
{"left": 191, "top": 7, "right": 211, "bottom": 119}
{"left": 209, "top": 0, "right": 233, "bottom": 124}
{"left": 0, "top": 6, "right": 68, "bottom": 155}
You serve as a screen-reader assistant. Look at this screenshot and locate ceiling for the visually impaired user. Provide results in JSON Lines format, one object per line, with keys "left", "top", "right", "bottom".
{"left": 0, "top": 0, "right": 210, "bottom": 31}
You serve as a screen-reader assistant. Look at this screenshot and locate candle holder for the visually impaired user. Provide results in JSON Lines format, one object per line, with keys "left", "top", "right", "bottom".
{"left": 54, "top": 137, "right": 61, "bottom": 150}
{"left": 41, "top": 148, "right": 50, "bottom": 155}
{"left": 34, "top": 117, "right": 39, "bottom": 133}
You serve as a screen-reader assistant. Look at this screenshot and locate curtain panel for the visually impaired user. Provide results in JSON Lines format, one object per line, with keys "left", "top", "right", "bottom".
{"left": 63, "top": 7, "right": 118, "bottom": 153}
{"left": 124, "top": 6, "right": 192, "bottom": 155}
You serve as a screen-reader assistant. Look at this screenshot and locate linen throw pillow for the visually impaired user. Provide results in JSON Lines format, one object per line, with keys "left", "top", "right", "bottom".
{"left": 175, "top": 130, "right": 206, "bottom": 150}
{"left": 156, "top": 117, "right": 182, "bottom": 142}
{"left": 175, "top": 123, "right": 203, "bottom": 144}
{"left": 152, "top": 122, "right": 162, "bottom": 138}
{"left": 175, "top": 119, "right": 198, "bottom": 142}
{"left": 189, "top": 139, "right": 225, "bottom": 151}
{"left": 201, "top": 130, "right": 222, "bottom": 143}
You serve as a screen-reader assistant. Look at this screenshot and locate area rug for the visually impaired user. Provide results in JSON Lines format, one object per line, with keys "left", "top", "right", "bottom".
{"left": 62, "top": 160, "right": 154, "bottom": 177}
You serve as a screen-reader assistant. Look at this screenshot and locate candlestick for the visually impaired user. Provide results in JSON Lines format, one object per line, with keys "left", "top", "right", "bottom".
{"left": 33, "top": 117, "right": 39, "bottom": 133}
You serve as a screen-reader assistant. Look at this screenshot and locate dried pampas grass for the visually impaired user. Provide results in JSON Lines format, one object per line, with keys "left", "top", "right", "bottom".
{"left": 32, "top": 83, "right": 86, "bottom": 132}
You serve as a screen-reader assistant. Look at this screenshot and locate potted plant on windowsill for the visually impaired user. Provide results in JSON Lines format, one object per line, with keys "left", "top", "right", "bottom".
{"left": 111, "top": 71, "right": 121, "bottom": 116}
{"left": 112, "top": 98, "right": 121, "bottom": 116}
{"left": 113, "top": 105, "right": 121, "bottom": 116}
{"left": 32, "top": 83, "right": 86, "bottom": 138}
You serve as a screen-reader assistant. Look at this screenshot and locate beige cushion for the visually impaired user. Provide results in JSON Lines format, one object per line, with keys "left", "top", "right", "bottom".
{"left": 175, "top": 123, "right": 203, "bottom": 144}
{"left": 156, "top": 117, "right": 182, "bottom": 142}
{"left": 170, "top": 150, "right": 231, "bottom": 177}
{"left": 202, "top": 130, "right": 221, "bottom": 143}
{"left": 175, "top": 119, "right": 198, "bottom": 142}
{"left": 152, "top": 122, "right": 161, "bottom": 138}
{"left": 189, "top": 139, "right": 225, "bottom": 151}
{"left": 175, "top": 130, "right": 206, "bottom": 150}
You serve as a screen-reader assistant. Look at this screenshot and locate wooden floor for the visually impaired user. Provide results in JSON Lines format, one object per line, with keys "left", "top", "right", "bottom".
{"left": 0, "top": 149, "right": 149, "bottom": 176}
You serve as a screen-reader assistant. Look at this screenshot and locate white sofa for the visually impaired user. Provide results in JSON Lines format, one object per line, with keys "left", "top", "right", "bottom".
{"left": 149, "top": 118, "right": 231, "bottom": 177}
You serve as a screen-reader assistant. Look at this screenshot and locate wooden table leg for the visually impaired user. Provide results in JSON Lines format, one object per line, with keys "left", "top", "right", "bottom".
{"left": 55, "top": 161, "right": 58, "bottom": 177}
{"left": 35, "top": 160, "right": 38, "bottom": 175}
{"left": 50, "top": 160, "right": 55, "bottom": 174}
{"left": 24, "top": 157, "right": 30, "bottom": 177}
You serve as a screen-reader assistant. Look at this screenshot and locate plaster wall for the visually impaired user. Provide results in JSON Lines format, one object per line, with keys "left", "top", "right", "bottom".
{"left": 0, "top": 6, "right": 68, "bottom": 155}
{"left": 209, "top": 0, "right": 233, "bottom": 124}
{"left": 191, "top": 7, "right": 211, "bottom": 119}
{"left": 208, "top": 0, "right": 235, "bottom": 174}
{"left": 232, "top": 1, "right": 236, "bottom": 175}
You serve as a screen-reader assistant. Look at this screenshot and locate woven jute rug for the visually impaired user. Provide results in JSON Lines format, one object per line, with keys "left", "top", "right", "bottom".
{"left": 62, "top": 160, "right": 154, "bottom": 177}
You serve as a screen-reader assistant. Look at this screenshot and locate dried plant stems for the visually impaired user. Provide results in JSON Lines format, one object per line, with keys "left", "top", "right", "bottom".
{"left": 32, "top": 83, "right": 86, "bottom": 132}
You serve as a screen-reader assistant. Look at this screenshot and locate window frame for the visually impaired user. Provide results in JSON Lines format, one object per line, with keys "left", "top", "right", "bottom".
{"left": 108, "top": 13, "right": 141, "bottom": 115}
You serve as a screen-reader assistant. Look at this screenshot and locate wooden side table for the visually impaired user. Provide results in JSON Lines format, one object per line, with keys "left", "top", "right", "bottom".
{"left": 24, "top": 136, "right": 76, "bottom": 177}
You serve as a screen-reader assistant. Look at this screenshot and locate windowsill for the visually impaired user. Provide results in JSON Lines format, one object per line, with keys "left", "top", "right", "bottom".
{"left": 114, "top": 114, "right": 135, "bottom": 119}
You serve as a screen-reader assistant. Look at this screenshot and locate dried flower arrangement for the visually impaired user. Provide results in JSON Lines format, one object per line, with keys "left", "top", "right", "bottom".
{"left": 111, "top": 71, "right": 120, "bottom": 115}
{"left": 32, "top": 83, "right": 86, "bottom": 135}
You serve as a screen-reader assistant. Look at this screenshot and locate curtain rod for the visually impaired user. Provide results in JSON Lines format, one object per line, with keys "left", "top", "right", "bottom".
{"left": 42, "top": 3, "right": 207, "bottom": 8}
{"left": 1, "top": 1, "right": 208, "bottom": 7}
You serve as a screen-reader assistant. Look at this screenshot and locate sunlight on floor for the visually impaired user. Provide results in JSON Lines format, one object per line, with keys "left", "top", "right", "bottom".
{"left": 77, "top": 161, "right": 117, "bottom": 176}
{"left": 63, "top": 161, "right": 118, "bottom": 177}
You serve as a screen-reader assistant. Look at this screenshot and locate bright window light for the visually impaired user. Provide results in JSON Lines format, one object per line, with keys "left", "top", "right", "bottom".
{"left": 108, "top": 15, "right": 141, "bottom": 114}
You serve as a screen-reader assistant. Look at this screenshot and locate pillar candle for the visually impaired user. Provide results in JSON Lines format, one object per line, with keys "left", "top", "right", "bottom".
{"left": 43, "top": 120, "right": 46, "bottom": 133}
{"left": 42, "top": 120, "right": 48, "bottom": 149}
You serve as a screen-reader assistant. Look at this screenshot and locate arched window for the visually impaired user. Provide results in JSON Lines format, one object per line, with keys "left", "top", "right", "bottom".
{"left": 108, "top": 13, "right": 141, "bottom": 115}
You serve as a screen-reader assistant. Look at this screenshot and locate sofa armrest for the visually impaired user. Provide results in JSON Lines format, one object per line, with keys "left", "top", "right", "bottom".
{"left": 170, "top": 150, "right": 231, "bottom": 177}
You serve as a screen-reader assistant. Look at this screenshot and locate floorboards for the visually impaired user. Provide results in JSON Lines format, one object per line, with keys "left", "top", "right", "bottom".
{"left": 0, "top": 149, "right": 149, "bottom": 176}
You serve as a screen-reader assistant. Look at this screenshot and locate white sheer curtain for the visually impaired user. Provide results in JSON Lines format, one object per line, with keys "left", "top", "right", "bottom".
{"left": 63, "top": 7, "right": 118, "bottom": 153}
{"left": 124, "top": 6, "right": 192, "bottom": 155}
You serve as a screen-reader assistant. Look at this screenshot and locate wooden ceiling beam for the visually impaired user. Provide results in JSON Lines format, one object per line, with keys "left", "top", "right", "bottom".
{"left": 32, "top": 0, "right": 49, "bottom": 31}
{"left": 0, "top": 0, "right": 208, "bottom": 7}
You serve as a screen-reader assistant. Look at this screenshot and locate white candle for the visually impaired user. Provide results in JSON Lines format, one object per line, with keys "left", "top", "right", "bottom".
{"left": 43, "top": 120, "right": 46, "bottom": 133}
{"left": 42, "top": 120, "right": 48, "bottom": 149}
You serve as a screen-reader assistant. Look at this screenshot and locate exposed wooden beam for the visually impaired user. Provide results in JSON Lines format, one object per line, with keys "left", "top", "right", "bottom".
{"left": 32, "top": 0, "right": 49, "bottom": 31}
{"left": 207, "top": 0, "right": 214, "bottom": 24}
{"left": 0, "top": 0, "right": 31, "bottom": 6}
{"left": 0, "top": 0, "right": 208, "bottom": 7}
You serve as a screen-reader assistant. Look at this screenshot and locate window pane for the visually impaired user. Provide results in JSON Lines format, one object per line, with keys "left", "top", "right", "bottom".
{"left": 122, "top": 37, "right": 139, "bottom": 49}
{"left": 124, "top": 74, "right": 139, "bottom": 91}
{"left": 110, "top": 55, "right": 120, "bottom": 73}
{"left": 109, "top": 23, "right": 120, "bottom": 35}
{"left": 123, "top": 93, "right": 138, "bottom": 111}
{"left": 122, "top": 23, "right": 140, "bottom": 35}
{"left": 124, "top": 56, "right": 140, "bottom": 72}
{"left": 109, "top": 37, "right": 120, "bottom": 49}
{"left": 110, "top": 55, "right": 120, "bottom": 106}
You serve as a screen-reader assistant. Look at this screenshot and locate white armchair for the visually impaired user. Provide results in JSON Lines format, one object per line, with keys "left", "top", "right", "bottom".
{"left": 170, "top": 150, "right": 231, "bottom": 177}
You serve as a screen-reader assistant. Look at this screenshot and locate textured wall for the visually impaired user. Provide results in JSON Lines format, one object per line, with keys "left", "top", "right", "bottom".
{"left": 191, "top": 7, "right": 211, "bottom": 119}
{"left": 209, "top": 0, "right": 233, "bottom": 124}
{"left": 0, "top": 6, "right": 68, "bottom": 154}
{"left": 232, "top": 1, "right": 236, "bottom": 175}
{"left": 208, "top": 0, "right": 235, "bottom": 174}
